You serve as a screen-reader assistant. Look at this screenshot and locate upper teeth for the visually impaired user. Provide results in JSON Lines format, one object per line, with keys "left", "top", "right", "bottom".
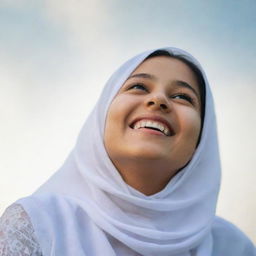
{"left": 133, "top": 120, "right": 171, "bottom": 136}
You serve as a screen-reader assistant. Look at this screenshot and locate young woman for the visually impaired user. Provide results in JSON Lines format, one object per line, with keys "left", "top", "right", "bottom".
{"left": 0, "top": 47, "right": 255, "bottom": 255}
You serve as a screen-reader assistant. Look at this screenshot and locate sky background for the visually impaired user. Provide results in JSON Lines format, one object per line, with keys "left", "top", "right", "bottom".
{"left": 0, "top": 0, "right": 255, "bottom": 242}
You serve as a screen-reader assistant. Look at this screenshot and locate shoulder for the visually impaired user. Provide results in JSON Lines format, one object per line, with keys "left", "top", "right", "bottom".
{"left": 212, "top": 216, "right": 256, "bottom": 256}
{"left": 0, "top": 204, "right": 42, "bottom": 256}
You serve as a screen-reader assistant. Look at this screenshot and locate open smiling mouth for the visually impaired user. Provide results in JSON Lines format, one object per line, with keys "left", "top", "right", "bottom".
{"left": 130, "top": 119, "right": 174, "bottom": 136}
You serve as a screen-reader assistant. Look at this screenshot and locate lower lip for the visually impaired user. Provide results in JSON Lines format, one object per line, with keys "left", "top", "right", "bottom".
{"left": 133, "top": 128, "right": 166, "bottom": 136}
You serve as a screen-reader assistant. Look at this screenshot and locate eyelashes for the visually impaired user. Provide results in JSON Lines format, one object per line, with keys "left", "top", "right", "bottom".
{"left": 171, "top": 94, "right": 194, "bottom": 104}
{"left": 128, "top": 83, "right": 196, "bottom": 105}
{"left": 129, "top": 83, "right": 148, "bottom": 91}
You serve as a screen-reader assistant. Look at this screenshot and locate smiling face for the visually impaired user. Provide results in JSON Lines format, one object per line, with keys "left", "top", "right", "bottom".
{"left": 104, "top": 56, "right": 202, "bottom": 181}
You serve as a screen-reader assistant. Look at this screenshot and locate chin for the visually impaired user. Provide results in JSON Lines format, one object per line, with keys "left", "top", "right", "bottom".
{"left": 124, "top": 145, "right": 168, "bottom": 160}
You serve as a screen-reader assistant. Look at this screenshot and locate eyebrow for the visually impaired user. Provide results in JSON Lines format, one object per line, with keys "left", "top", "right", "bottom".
{"left": 127, "top": 73, "right": 156, "bottom": 81}
{"left": 127, "top": 72, "right": 200, "bottom": 98}
{"left": 175, "top": 80, "right": 200, "bottom": 99}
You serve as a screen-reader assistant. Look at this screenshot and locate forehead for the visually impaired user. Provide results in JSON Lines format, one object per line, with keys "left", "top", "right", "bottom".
{"left": 133, "top": 57, "right": 198, "bottom": 81}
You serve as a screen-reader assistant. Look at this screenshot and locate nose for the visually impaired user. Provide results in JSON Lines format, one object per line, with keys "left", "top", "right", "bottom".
{"left": 146, "top": 93, "right": 170, "bottom": 112}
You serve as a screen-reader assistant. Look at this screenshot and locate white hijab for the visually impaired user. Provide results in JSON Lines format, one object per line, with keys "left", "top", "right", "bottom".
{"left": 18, "top": 47, "right": 222, "bottom": 256}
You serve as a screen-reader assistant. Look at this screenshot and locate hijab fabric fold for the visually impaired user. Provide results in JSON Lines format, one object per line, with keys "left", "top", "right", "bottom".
{"left": 18, "top": 47, "right": 222, "bottom": 256}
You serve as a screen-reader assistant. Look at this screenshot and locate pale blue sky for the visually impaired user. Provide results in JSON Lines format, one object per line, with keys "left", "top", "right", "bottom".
{"left": 1, "top": 0, "right": 256, "bottom": 77}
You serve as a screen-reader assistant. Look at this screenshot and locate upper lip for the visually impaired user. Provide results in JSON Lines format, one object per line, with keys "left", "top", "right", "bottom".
{"left": 129, "top": 115, "right": 175, "bottom": 136}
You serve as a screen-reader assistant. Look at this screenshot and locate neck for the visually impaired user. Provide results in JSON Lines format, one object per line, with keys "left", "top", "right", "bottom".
{"left": 112, "top": 158, "right": 178, "bottom": 195}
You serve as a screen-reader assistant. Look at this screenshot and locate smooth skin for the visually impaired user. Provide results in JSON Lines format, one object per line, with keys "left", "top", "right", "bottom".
{"left": 104, "top": 56, "right": 202, "bottom": 195}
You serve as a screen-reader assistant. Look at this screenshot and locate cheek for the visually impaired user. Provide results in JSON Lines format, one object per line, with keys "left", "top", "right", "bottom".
{"left": 105, "top": 98, "right": 125, "bottom": 130}
{"left": 104, "top": 103, "right": 118, "bottom": 145}
{"left": 105, "top": 95, "right": 138, "bottom": 128}
{"left": 173, "top": 110, "right": 201, "bottom": 165}
{"left": 180, "top": 109, "right": 201, "bottom": 141}
{"left": 104, "top": 96, "right": 136, "bottom": 160}
{"left": 104, "top": 96, "right": 130, "bottom": 143}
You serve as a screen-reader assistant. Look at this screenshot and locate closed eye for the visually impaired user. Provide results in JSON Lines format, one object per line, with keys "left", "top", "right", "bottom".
{"left": 171, "top": 93, "right": 194, "bottom": 104}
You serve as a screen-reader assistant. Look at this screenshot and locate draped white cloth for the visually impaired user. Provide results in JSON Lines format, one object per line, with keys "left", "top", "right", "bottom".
{"left": 16, "top": 47, "right": 255, "bottom": 255}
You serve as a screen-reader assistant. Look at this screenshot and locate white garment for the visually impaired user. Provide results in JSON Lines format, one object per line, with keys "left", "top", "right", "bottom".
{"left": 0, "top": 204, "right": 42, "bottom": 256}
{"left": 13, "top": 47, "right": 255, "bottom": 256}
{"left": 0, "top": 204, "right": 254, "bottom": 255}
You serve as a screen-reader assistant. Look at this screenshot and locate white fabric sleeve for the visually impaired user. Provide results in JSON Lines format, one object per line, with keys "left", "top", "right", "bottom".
{"left": 0, "top": 203, "right": 42, "bottom": 256}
